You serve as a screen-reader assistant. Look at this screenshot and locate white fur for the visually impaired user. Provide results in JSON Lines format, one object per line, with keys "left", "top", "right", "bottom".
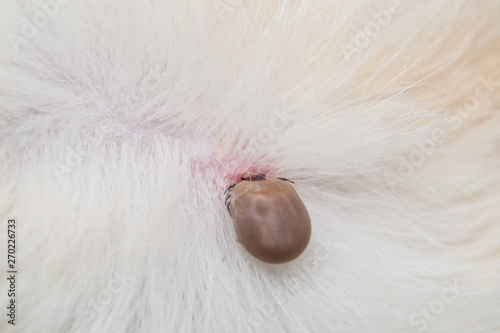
{"left": 1, "top": 1, "right": 500, "bottom": 332}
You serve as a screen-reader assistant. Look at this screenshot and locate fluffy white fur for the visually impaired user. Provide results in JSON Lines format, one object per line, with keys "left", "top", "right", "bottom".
{"left": 1, "top": 1, "right": 499, "bottom": 332}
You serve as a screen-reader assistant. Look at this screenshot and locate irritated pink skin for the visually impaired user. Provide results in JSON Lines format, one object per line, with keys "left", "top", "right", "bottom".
{"left": 186, "top": 134, "right": 278, "bottom": 191}
{"left": 221, "top": 154, "right": 273, "bottom": 185}
{"left": 214, "top": 149, "right": 274, "bottom": 186}
{"left": 186, "top": 136, "right": 273, "bottom": 186}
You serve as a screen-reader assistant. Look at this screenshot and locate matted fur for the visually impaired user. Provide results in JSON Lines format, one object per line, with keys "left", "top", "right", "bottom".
{"left": 1, "top": 1, "right": 499, "bottom": 332}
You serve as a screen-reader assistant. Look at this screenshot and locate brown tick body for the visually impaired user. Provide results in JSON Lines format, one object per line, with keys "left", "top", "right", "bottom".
{"left": 225, "top": 174, "right": 311, "bottom": 264}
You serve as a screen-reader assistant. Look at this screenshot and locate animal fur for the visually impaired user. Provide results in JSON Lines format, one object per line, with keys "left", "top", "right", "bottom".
{"left": 1, "top": 1, "right": 499, "bottom": 332}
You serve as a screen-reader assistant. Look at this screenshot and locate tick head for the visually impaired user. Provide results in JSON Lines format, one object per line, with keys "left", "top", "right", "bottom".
{"left": 240, "top": 173, "right": 267, "bottom": 181}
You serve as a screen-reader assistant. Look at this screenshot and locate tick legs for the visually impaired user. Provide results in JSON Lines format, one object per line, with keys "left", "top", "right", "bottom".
{"left": 224, "top": 183, "right": 237, "bottom": 217}
{"left": 276, "top": 177, "right": 295, "bottom": 184}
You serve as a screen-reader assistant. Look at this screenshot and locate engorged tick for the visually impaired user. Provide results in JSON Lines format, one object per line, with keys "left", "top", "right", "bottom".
{"left": 224, "top": 173, "right": 311, "bottom": 264}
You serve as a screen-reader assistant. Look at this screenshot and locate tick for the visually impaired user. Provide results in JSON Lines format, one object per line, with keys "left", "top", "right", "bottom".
{"left": 224, "top": 173, "right": 311, "bottom": 264}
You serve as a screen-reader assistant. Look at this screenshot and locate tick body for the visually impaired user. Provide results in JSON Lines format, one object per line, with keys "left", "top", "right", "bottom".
{"left": 225, "top": 174, "right": 311, "bottom": 264}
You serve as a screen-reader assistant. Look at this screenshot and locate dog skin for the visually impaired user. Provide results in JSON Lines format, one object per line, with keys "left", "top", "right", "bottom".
{"left": 1, "top": 1, "right": 499, "bottom": 332}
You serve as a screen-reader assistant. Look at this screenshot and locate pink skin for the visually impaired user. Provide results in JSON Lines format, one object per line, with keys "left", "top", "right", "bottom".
{"left": 183, "top": 135, "right": 274, "bottom": 187}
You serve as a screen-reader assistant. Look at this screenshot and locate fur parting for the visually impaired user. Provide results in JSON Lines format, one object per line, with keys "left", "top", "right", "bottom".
{"left": 0, "top": 1, "right": 499, "bottom": 332}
